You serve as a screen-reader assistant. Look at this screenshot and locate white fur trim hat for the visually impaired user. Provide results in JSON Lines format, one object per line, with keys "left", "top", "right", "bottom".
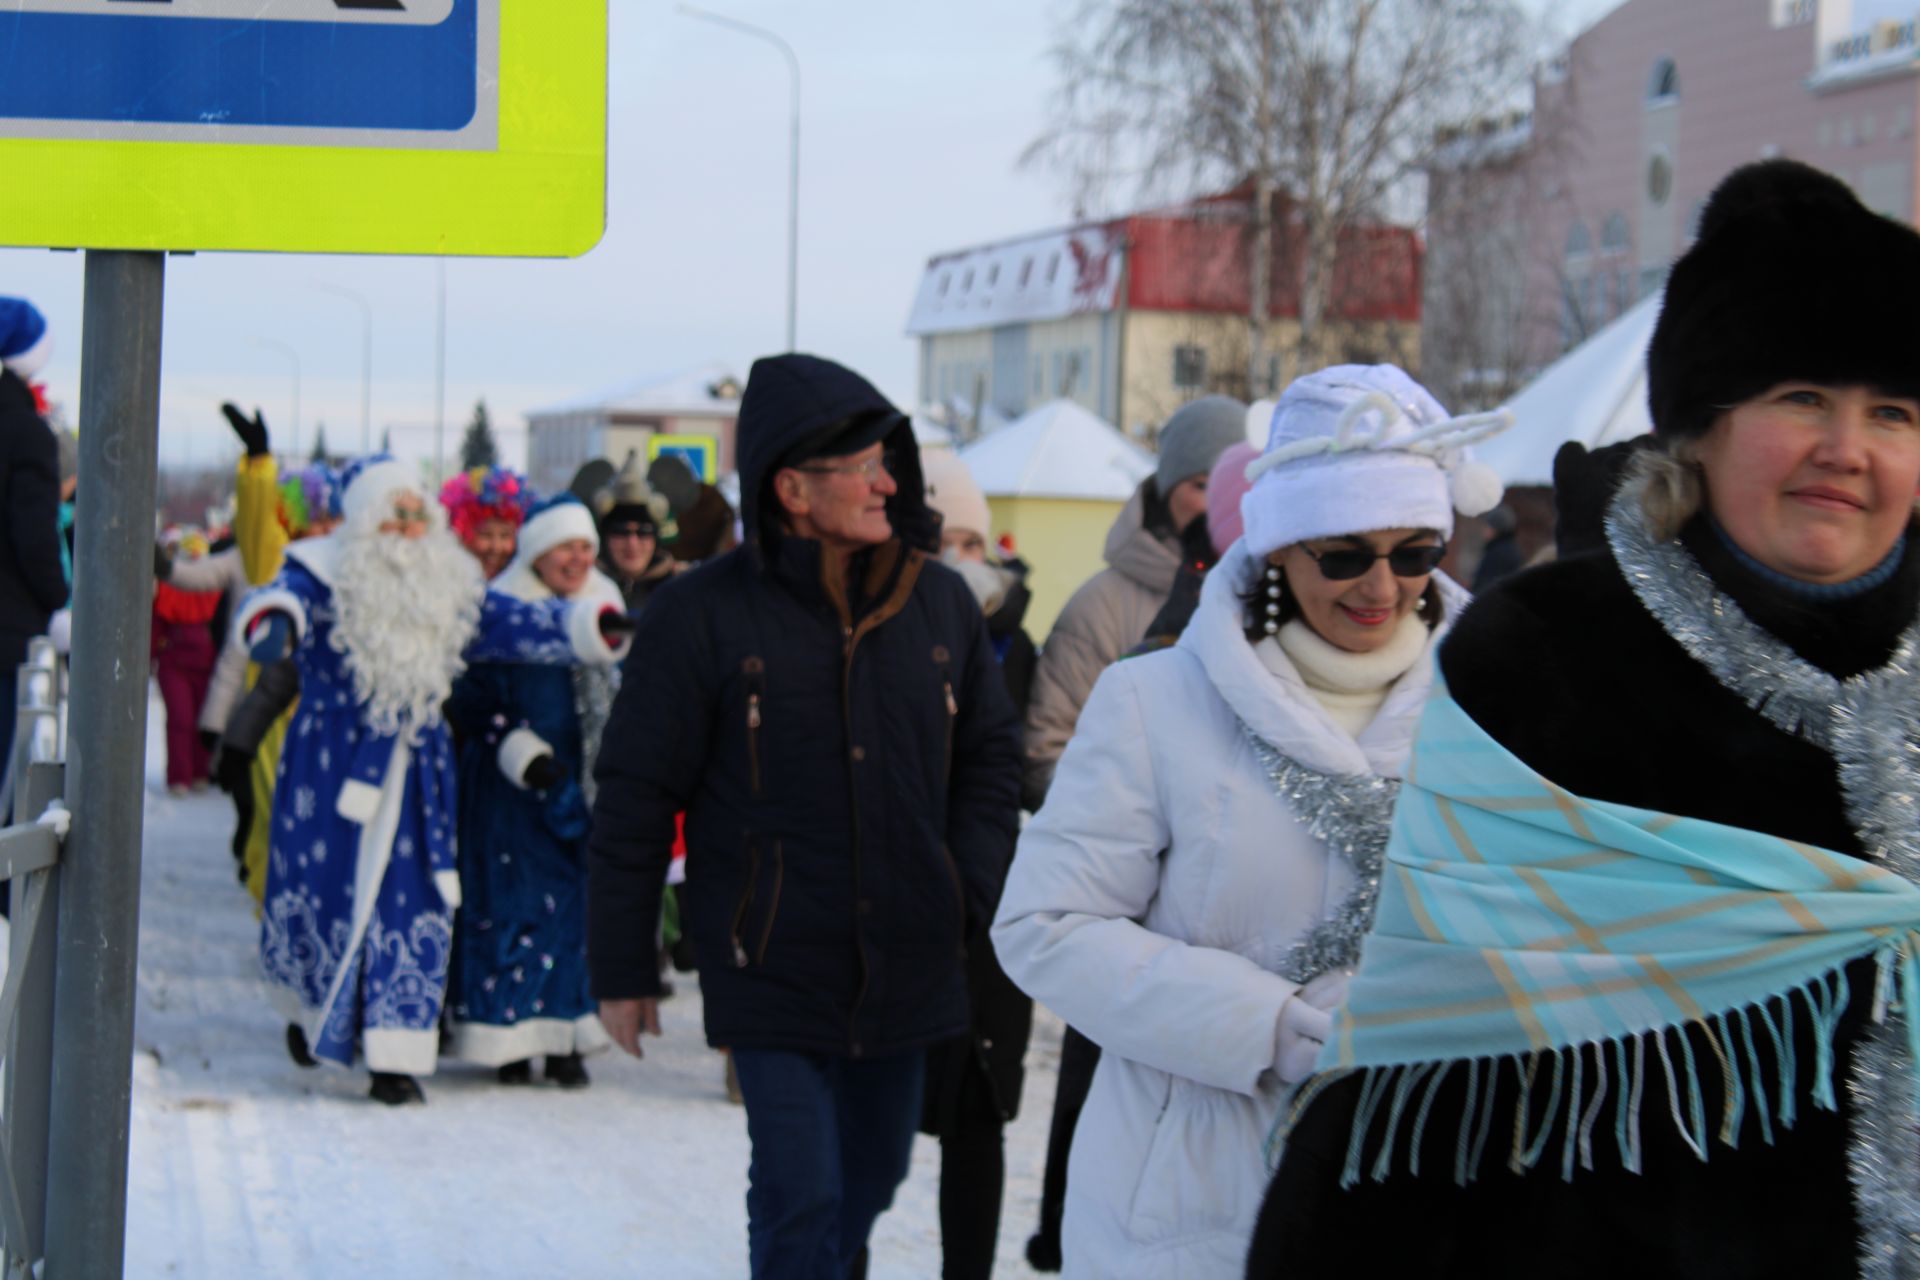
{"left": 920, "top": 448, "right": 992, "bottom": 542}
{"left": 516, "top": 492, "right": 600, "bottom": 565}
{"left": 1239, "top": 364, "right": 1511, "bottom": 557}
{"left": 339, "top": 454, "right": 420, "bottom": 526}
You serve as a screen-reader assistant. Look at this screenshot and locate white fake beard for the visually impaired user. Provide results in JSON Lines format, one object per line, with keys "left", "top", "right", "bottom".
{"left": 328, "top": 498, "right": 485, "bottom": 740}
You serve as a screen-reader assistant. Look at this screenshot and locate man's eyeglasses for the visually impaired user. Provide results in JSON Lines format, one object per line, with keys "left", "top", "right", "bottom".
{"left": 389, "top": 505, "right": 430, "bottom": 527}
{"left": 604, "top": 524, "right": 654, "bottom": 540}
{"left": 794, "top": 451, "right": 898, "bottom": 483}
{"left": 1303, "top": 543, "right": 1446, "bottom": 581}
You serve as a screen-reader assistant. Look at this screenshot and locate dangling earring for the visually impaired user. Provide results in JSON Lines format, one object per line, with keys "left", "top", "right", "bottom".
{"left": 1262, "top": 563, "right": 1284, "bottom": 635}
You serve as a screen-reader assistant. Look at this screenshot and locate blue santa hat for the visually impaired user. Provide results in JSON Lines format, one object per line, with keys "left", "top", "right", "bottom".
{"left": 515, "top": 492, "right": 600, "bottom": 565}
{"left": 338, "top": 452, "right": 420, "bottom": 525}
{"left": 0, "top": 298, "right": 52, "bottom": 380}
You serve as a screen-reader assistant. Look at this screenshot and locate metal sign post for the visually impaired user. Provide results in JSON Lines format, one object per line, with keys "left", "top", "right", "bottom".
{"left": 44, "top": 250, "right": 165, "bottom": 1278}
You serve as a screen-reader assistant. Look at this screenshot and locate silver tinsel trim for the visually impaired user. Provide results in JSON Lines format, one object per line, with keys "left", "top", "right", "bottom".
{"left": 1239, "top": 718, "right": 1399, "bottom": 985}
{"left": 572, "top": 663, "right": 619, "bottom": 810}
{"left": 1607, "top": 497, "right": 1920, "bottom": 1280}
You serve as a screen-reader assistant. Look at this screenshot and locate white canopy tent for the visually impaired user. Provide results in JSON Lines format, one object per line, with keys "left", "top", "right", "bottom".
{"left": 959, "top": 398, "right": 1152, "bottom": 499}
{"left": 1477, "top": 291, "right": 1660, "bottom": 487}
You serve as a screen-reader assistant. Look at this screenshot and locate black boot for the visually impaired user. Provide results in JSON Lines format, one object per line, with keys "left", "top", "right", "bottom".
{"left": 369, "top": 1072, "right": 425, "bottom": 1106}
{"left": 285, "top": 1023, "right": 318, "bottom": 1069}
{"left": 497, "top": 1059, "right": 533, "bottom": 1085}
{"left": 545, "top": 1053, "right": 589, "bottom": 1089}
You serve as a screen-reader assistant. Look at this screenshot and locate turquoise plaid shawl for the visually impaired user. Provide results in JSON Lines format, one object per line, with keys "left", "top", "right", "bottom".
{"left": 1301, "top": 684, "right": 1920, "bottom": 1184}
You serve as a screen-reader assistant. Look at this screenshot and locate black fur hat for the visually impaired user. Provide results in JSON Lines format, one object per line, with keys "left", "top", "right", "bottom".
{"left": 1646, "top": 158, "right": 1920, "bottom": 439}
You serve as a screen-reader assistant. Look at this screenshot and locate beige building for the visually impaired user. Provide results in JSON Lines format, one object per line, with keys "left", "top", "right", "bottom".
{"left": 908, "top": 197, "right": 1422, "bottom": 443}
{"left": 524, "top": 364, "right": 741, "bottom": 497}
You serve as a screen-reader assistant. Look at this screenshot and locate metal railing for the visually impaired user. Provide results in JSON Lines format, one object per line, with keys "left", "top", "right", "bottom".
{"left": 0, "top": 638, "right": 68, "bottom": 1279}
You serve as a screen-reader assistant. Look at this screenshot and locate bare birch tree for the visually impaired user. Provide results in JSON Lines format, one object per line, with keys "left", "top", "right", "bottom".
{"left": 1026, "top": 0, "right": 1536, "bottom": 391}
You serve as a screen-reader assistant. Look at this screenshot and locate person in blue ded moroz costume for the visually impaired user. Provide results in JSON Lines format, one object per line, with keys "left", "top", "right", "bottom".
{"left": 236, "top": 456, "right": 632, "bottom": 1106}
{"left": 445, "top": 492, "right": 626, "bottom": 1088}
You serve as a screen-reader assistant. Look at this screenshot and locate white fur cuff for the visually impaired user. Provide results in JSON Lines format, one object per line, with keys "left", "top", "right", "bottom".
{"left": 567, "top": 601, "right": 626, "bottom": 666}
{"left": 235, "top": 587, "right": 308, "bottom": 647}
{"left": 336, "top": 778, "right": 381, "bottom": 824}
{"left": 497, "top": 727, "right": 553, "bottom": 790}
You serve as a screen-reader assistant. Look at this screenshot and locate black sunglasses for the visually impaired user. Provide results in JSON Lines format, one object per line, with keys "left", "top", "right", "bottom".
{"left": 1302, "top": 542, "right": 1446, "bottom": 581}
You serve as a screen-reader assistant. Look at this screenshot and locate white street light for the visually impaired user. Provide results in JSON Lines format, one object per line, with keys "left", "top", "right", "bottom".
{"left": 251, "top": 336, "right": 301, "bottom": 461}
{"left": 314, "top": 282, "right": 373, "bottom": 452}
{"left": 679, "top": 4, "right": 800, "bottom": 352}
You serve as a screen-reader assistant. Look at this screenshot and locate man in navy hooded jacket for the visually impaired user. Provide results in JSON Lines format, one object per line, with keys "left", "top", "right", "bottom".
{"left": 588, "top": 353, "right": 1022, "bottom": 1278}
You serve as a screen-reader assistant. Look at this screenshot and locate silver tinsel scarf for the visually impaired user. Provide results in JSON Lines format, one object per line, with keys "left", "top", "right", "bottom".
{"left": 1607, "top": 496, "right": 1920, "bottom": 1280}
{"left": 1239, "top": 718, "right": 1399, "bottom": 986}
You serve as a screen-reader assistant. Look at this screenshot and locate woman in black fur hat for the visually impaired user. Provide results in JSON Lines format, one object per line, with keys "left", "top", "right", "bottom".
{"left": 1246, "top": 159, "right": 1920, "bottom": 1279}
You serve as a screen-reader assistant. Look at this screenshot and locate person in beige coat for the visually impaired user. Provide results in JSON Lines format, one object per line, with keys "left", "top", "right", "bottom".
{"left": 1021, "top": 395, "right": 1246, "bottom": 808}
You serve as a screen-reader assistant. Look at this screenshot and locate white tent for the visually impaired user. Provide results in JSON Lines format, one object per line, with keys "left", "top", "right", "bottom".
{"left": 959, "top": 399, "right": 1152, "bottom": 499}
{"left": 1477, "top": 291, "right": 1660, "bottom": 487}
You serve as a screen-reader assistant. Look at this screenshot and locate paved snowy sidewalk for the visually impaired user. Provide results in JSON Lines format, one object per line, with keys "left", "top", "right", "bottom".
{"left": 124, "top": 695, "right": 1063, "bottom": 1277}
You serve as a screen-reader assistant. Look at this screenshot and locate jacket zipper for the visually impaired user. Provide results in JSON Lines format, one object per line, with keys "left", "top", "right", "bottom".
{"left": 730, "top": 837, "right": 760, "bottom": 969}
{"left": 743, "top": 656, "right": 766, "bottom": 796}
{"left": 842, "top": 623, "right": 869, "bottom": 1054}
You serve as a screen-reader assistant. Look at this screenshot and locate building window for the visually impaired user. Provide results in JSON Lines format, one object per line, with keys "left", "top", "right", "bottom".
{"left": 1565, "top": 221, "right": 1591, "bottom": 264}
{"left": 1646, "top": 151, "right": 1673, "bottom": 205}
{"left": 1172, "top": 345, "right": 1207, "bottom": 390}
{"left": 1638, "top": 264, "right": 1669, "bottom": 299}
{"left": 1646, "top": 57, "right": 1678, "bottom": 104}
{"left": 938, "top": 272, "right": 951, "bottom": 297}
{"left": 1019, "top": 258, "right": 1033, "bottom": 287}
{"left": 1600, "top": 212, "right": 1630, "bottom": 256}
{"left": 1047, "top": 253, "right": 1061, "bottom": 284}
{"left": 961, "top": 269, "right": 975, "bottom": 293}
{"left": 1032, "top": 355, "right": 1044, "bottom": 396}
{"left": 987, "top": 264, "right": 1000, "bottom": 287}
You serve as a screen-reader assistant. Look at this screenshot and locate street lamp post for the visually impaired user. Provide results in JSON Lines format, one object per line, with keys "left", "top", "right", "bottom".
{"left": 679, "top": 4, "right": 799, "bottom": 352}
{"left": 252, "top": 336, "right": 301, "bottom": 461}
{"left": 315, "top": 283, "right": 373, "bottom": 452}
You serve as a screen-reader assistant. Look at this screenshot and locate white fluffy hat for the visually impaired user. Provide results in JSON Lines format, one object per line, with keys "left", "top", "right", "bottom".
{"left": 1240, "top": 364, "right": 1511, "bottom": 557}
{"left": 920, "top": 448, "right": 992, "bottom": 542}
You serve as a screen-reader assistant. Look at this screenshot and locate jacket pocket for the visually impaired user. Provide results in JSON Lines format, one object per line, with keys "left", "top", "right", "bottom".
{"left": 728, "top": 836, "right": 784, "bottom": 968}
{"left": 729, "top": 835, "right": 760, "bottom": 969}
{"left": 742, "top": 656, "right": 766, "bottom": 796}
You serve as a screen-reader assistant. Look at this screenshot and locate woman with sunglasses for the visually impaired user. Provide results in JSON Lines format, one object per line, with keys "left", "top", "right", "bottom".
{"left": 1248, "top": 161, "right": 1920, "bottom": 1280}
{"left": 990, "top": 365, "right": 1508, "bottom": 1278}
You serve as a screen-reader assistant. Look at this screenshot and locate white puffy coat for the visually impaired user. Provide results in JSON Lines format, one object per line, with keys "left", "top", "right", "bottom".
{"left": 991, "top": 540, "right": 1463, "bottom": 1278}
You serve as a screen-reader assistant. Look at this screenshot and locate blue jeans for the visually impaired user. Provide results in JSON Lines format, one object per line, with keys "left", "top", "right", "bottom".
{"left": 730, "top": 1047, "right": 925, "bottom": 1280}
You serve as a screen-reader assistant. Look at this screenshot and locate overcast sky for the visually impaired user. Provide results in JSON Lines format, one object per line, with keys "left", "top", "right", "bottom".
{"left": 0, "top": 0, "right": 1625, "bottom": 474}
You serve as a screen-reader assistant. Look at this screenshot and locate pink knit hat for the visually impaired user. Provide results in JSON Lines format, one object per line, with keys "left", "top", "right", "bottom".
{"left": 1205, "top": 442, "right": 1258, "bottom": 556}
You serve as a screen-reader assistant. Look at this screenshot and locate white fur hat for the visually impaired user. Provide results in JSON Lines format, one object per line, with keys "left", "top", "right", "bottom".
{"left": 920, "top": 448, "right": 992, "bottom": 542}
{"left": 516, "top": 492, "right": 600, "bottom": 565}
{"left": 339, "top": 454, "right": 421, "bottom": 526}
{"left": 1240, "top": 364, "right": 1511, "bottom": 557}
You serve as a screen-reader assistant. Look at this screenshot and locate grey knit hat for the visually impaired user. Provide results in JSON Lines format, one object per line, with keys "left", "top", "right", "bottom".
{"left": 1156, "top": 395, "right": 1247, "bottom": 495}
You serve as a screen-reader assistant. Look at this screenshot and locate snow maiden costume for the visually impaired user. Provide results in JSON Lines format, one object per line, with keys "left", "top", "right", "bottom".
{"left": 991, "top": 365, "right": 1508, "bottom": 1278}
{"left": 446, "top": 493, "right": 624, "bottom": 1080}
{"left": 237, "top": 457, "right": 627, "bottom": 1102}
{"left": 1250, "top": 162, "right": 1920, "bottom": 1280}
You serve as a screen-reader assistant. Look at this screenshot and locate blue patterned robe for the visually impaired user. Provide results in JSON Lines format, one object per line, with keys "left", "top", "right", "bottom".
{"left": 444, "top": 566, "right": 620, "bottom": 1064}
{"left": 238, "top": 537, "right": 611, "bottom": 1073}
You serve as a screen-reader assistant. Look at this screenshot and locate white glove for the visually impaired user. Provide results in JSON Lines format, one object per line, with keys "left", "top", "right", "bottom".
{"left": 1274, "top": 969, "right": 1353, "bottom": 1083}
{"left": 47, "top": 609, "right": 71, "bottom": 655}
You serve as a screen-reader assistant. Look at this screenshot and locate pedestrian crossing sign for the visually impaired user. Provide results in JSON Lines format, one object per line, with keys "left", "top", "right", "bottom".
{"left": 650, "top": 435, "right": 719, "bottom": 484}
{"left": 0, "top": 1, "right": 605, "bottom": 257}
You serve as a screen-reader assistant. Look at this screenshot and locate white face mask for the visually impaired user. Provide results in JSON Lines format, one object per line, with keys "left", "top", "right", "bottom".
{"left": 948, "top": 558, "right": 1008, "bottom": 616}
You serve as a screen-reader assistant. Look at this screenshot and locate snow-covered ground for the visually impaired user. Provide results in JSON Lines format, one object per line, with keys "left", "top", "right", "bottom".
{"left": 124, "top": 691, "right": 1064, "bottom": 1277}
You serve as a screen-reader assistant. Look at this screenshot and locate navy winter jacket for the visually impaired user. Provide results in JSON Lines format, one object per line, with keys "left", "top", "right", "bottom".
{"left": 587, "top": 354, "right": 1023, "bottom": 1058}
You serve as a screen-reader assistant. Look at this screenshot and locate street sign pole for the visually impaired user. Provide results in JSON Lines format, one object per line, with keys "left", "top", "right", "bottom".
{"left": 45, "top": 249, "right": 165, "bottom": 1280}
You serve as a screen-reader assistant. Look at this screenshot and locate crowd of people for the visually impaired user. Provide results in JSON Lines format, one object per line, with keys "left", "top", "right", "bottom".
{"left": 9, "top": 154, "right": 1919, "bottom": 1278}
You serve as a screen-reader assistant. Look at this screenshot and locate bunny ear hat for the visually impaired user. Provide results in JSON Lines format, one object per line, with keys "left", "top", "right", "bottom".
{"left": 1239, "top": 364, "right": 1512, "bottom": 557}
